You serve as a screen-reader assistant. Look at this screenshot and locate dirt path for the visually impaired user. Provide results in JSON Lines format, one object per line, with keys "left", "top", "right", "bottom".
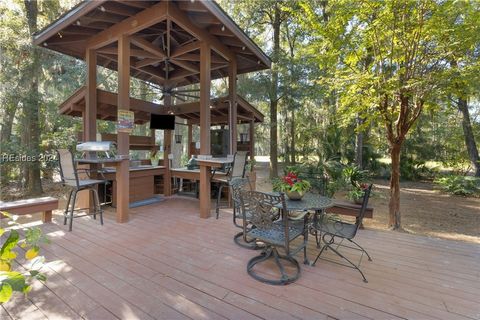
{"left": 254, "top": 161, "right": 480, "bottom": 244}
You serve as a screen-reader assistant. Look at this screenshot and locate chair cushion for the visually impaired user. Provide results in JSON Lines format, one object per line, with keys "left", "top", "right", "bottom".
{"left": 247, "top": 220, "right": 304, "bottom": 246}
{"left": 315, "top": 219, "right": 357, "bottom": 239}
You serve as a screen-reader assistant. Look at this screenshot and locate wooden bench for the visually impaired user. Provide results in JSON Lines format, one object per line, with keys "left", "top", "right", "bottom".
{"left": 0, "top": 197, "right": 59, "bottom": 223}
{"left": 325, "top": 200, "right": 373, "bottom": 228}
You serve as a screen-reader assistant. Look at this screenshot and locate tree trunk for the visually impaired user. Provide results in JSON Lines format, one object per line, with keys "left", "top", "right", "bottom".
{"left": 290, "top": 109, "right": 296, "bottom": 164}
{"left": 0, "top": 102, "right": 18, "bottom": 184}
{"left": 23, "top": 0, "right": 43, "bottom": 195}
{"left": 458, "top": 97, "right": 480, "bottom": 177}
{"left": 388, "top": 143, "right": 402, "bottom": 230}
{"left": 355, "top": 115, "right": 364, "bottom": 169}
{"left": 269, "top": 4, "right": 281, "bottom": 179}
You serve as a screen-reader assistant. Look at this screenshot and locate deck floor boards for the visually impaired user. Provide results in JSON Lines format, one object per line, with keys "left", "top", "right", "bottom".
{"left": 4, "top": 196, "right": 480, "bottom": 320}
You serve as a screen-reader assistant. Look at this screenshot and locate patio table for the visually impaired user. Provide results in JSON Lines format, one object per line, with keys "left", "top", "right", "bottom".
{"left": 275, "top": 192, "right": 334, "bottom": 265}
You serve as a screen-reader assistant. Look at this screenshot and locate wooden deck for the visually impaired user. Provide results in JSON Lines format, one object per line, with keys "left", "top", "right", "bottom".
{"left": 3, "top": 196, "right": 479, "bottom": 320}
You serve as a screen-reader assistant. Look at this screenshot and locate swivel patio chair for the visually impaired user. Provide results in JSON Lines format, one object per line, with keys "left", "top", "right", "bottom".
{"left": 239, "top": 190, "right": 308, "bottom": 285}
{"left": 228, "top": 177, "right": 259, "bottom": 249}
{"left": 57, "top": 149, "right": 106, "bottom": 231}
{"left": 311, "top": 184, "right": 373, "bottom": 282}
{"left": 214, "top": 151, "right": 248, "bottom": 219}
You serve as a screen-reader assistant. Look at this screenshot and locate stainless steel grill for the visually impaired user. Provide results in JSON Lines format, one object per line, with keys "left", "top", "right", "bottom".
{"left": 76, "top": 141, "right": 117, "bottom": 158}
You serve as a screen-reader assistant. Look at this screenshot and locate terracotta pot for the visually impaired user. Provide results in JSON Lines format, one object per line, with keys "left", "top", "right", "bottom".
{"left": 286, "top": 190, "right": 305, "bottom": 201}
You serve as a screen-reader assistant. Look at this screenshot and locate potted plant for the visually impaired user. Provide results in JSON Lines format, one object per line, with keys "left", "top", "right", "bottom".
{"left": 346, "top": 183, "right": 369, "bottom": 204}
{"left": 150, "top": 151, "right": 161, "bottom": 167}
{"left": 273, "top": 171, "right": 311, "bottom": 200}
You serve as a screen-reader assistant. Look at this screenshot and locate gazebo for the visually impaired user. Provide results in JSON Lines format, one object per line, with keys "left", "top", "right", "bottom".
{"left": 33, "top": 0, "right": 271, "bottom": 222}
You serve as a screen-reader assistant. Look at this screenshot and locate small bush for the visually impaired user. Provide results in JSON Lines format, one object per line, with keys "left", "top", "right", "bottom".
{"left": 434, "top": 175, "right": 480, "bottom": 196}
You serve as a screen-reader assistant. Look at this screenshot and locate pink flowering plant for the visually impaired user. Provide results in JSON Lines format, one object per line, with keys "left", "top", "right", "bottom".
{"left": 273, "top": 172, "right": 311, "bottom": 193}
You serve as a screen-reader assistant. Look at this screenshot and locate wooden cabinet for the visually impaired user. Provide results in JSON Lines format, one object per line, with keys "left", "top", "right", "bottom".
{"left": 104, "top": 167, "right": 165, "bottom": 207}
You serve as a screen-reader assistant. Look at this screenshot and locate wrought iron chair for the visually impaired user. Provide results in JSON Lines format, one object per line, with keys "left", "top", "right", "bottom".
{"left": 57, "top": 149, "right": 106, "bottom": 231}
{"left": 239, "top": 190, "right": 308, "bottom": 285}
{"left": 311, "top": 184, "right": 373, "bottom": 282}
{"left": 214, "top": 151, "right": 248, "bottom": 219}
{"left": 228, "top": 177, "right": 259, "bottom": 249}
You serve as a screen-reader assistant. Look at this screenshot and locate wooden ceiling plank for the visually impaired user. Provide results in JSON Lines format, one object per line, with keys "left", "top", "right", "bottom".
{"left": 62, "top": 26, "right": 98, "bottom": 36}
{"left": 101, "top": 2, "right": 139, "bottom": 17}
{"left": 208, "top": 25, "right": 234, "bottom": 37}
{"left": 81, "top": 13, "right": 123, "bottom": 25}
{"left": 117, "top": 1, "right": 151, "bottom": 9}
{"left": 186, "top": 13, "right": 222, "bottom": 25}
{"left": 178, "top": 1, "right": 209, "bottom": 13}
{"left": 46, "top": 35, "right": 90, "bottom": 45}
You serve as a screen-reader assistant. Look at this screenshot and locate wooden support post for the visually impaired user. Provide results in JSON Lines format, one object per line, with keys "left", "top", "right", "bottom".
{"left": 85, "top": 49, "right": 97, "bottom": 143}
{"left": 199, "top": 42, "right": 211, "bottom": 219}
{"left": 187, "top": 124, "right": 193, "bottom": 157}
{"left": 79, "top": 48, "right": 97, "bottom": 212}
{"left": 163, "top": 94, "right": 172, "bottom": 196}
{"left": 116, "top": 34, "right": 130, "bottom": 223}
{"left": 249, "top": 120, "right": 255, "bottom": 158}
{"left": 228, "top": 58, "right": 237, "bottom": 154}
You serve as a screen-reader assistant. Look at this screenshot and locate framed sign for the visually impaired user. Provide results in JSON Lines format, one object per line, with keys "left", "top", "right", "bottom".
{"left": 117, "top": 110, "right": 134, "bottom": 133}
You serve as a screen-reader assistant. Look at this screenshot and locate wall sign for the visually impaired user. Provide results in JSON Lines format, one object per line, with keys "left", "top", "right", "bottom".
{"left": 117, "top": 110, "right": 134, "bottom": 133}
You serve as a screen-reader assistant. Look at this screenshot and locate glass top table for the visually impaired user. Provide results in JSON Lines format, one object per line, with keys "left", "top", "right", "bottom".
{"left": 283, "top": 193, "right": 333, "bottom": 211}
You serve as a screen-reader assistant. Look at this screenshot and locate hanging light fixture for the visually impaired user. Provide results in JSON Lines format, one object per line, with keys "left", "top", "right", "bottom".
{"left": 175, "top": 134, "right": 182, "bottom": 144}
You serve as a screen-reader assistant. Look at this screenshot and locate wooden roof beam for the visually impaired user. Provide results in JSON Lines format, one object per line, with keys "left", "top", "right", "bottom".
{"left": 97, "top": 47, "right": 160, "bottom": 59}
{"left": 86, "top": 1, "right": 168, "bottom": 50}
{"left": 134, "top": 58, "right": 163, "bottom": 68}
{"left": 131, "top": 36, "right": 167, "bottom": 59}
{"left": 167, "top": 2, "right": 235, "bottom": 61}
{"left": 171, "top": 41, "right": 200, "bottom": 58}
{"left": 97, "top": 53, "right": 166, "bottom": 84}
{"left": 170, "top": 59, "right": 199, "bottom": 73}
{"left": 174, "top": 53, "right": 226, "bottom": 64}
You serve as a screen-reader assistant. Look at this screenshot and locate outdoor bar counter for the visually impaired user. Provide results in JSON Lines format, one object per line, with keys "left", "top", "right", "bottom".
{"left": 102, "top": 165, "right": 165, "bottom": 206}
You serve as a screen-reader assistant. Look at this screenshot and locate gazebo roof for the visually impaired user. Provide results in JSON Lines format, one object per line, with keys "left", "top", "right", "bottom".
{"left": 33, "top": 0, "right": 271, "bottom": 88}
{"left": 58, "top": 86, "right": 264, "bottom": 125}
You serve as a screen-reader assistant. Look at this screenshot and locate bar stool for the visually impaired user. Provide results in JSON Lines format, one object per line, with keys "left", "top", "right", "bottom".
{"left": 57, "top": 149, "right": 106, "bottom": 231}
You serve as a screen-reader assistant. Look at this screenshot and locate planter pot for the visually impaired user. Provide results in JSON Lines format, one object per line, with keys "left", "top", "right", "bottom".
{"left": 285, "top": 190, "right": 305, "bottom": 201}
{"left": 151, "top": 159, "right": 159, "bottom": 167}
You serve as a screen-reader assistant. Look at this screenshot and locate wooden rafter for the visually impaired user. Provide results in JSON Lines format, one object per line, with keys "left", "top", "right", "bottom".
{"left": 86, "top": 1, "right": 168, "bottom": 49}
{"left": 170, "top": 41, "right": 200, "bottom": 58}
{"left": 131, "top": 36, "right": 166, "bottom": 58}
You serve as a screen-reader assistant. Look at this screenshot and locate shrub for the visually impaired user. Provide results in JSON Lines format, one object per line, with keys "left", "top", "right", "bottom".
{"left": 434, "top": 175, "right": 480, "bottom": 196}
{"left": 0, "top": 212, "right": 49, "bottom": 303}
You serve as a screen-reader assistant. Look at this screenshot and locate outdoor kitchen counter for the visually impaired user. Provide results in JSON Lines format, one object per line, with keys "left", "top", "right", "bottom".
{"left": 100, "top": 165, "right": 165, "bottom": 206}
